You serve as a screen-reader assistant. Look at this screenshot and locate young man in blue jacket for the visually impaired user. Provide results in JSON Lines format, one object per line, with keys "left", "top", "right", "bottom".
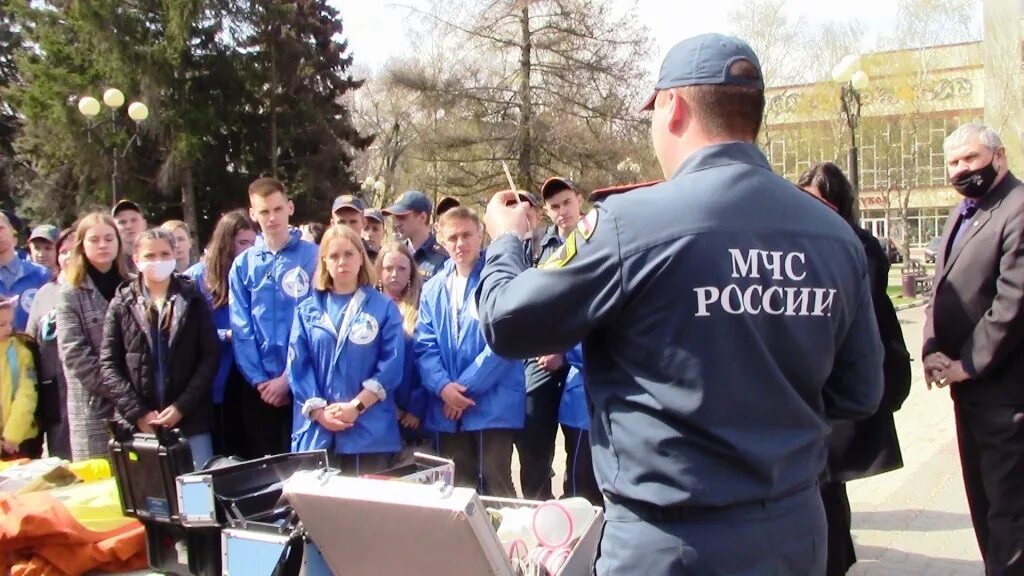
{"left": 230, "top": 178, "right": 318, "bottom": 457}
{"left": 414, "top": 207, "right": 524, "bottom": 497}
{"left": 0, "top": 211, "right": 50, "bottom": 331}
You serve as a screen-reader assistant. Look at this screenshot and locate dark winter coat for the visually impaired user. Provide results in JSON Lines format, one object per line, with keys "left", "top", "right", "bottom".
{"left": 826, "top": 226, "right": 911, "bottom": 482}
{"left": 99, "top": 274, "right": 219, "bottom": 437}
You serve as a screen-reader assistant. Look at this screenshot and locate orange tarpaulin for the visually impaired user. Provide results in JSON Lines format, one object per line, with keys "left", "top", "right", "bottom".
{"left": 0, "top": 489, "right": 147, "bottom": 576}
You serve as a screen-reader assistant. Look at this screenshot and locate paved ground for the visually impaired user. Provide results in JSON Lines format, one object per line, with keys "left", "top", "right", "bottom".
{"left": 845, "top": 305, "right": 983, "bottom": 575}
{"left": 522, "top": 304, "right": 984, "bottom": 575}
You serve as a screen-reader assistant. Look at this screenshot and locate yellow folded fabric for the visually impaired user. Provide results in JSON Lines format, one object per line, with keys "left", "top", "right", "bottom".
{"left": 48, "top": 478, "right": 135, "bottom": 532}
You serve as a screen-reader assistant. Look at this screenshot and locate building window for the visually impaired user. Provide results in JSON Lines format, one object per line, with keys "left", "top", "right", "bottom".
{"left": 764, "top": 113, "right": 980, "bottom": 193}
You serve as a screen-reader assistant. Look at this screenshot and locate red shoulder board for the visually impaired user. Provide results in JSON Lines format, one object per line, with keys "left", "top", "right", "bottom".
{"left": 590, "top": 180, "right": 664, "bottom": 201}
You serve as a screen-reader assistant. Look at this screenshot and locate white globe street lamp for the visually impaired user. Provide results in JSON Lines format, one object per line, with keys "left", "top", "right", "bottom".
{"left": 851, "top": 71, "right": 870, "bottom": 91}
{"left": 77, "top": 96, "right": 101, "bottom": 117}
{"left": 833, "top": 55, "right": 870, "bottom": 223}
{"left": 103, "top": 88, "right": 125, "bottom": 109}
{"left": 76, "top": 87, "right": 149, "bottom": 206}
{"left": 127, "top": 102, "right": 149, "bottom": 122}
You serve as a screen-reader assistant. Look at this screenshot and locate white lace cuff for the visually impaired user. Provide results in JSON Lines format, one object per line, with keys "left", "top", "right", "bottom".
{"left": 362, "top": 379, "right": 387, "bottom": 401}
{"left": 301, "top": 397, "right": 328, "bottom": 419}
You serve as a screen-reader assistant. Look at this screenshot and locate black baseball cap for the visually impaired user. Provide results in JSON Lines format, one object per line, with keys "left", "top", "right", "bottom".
{"left": 502, "top": 191, "right": 540, "bottom": 208}
{"left": 517, "top": 192, "right": 540, "bottom": 207}
{"left": 435, "top": 196, "right": 461, "bottom": 216}
{"left": 332, "top": 194, "right": 366, "bottom": 214}
{"left": 640, "top": 33, "right": 763, "bottom": 111}
{"left": 112, "top": 199, "right": 143, "bottom": 217}
{"left": 383, "top": 190, "right": 432, "bottom": 216}
{"left": 540, "top": 177, "right": 582, "bottom": 200}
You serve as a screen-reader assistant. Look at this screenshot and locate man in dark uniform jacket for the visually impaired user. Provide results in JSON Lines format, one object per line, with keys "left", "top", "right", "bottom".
{"left": 332, "top": 194, "right": 379, "bottom": 262}
{"left": 384, "top": 190, "right": 448, "bottom": 280}
{"left": 514, "top": 180, "right": 581, "bottom": 499}
{"left": 924, "top": 123, "right": 1024, "bottom": 575}
{"left": 475, "top": 34, "right": 883, "bottom": 575}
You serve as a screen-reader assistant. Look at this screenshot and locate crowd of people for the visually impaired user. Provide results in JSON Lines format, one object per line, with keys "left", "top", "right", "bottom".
{"left": 0, "top": 176, "right": 603, "bottom": 506}
{"left": 1, "top": 31, "right": 1022, "bottom": 576}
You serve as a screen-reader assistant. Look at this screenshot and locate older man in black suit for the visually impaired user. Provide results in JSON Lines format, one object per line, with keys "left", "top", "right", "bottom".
{"left": 924, "top": 122, "right": 1024, "bottom": 575}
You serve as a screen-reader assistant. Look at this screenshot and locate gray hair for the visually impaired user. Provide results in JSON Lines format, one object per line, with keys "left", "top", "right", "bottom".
{"left": 944, "top": 123, "right": 1004, "bottom": 154}
{"left": 134, "top": 227, "right": 177, "bottom": 254}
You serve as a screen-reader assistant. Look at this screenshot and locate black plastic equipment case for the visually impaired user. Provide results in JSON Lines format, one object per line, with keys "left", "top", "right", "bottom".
{"left": 178, "top": 451, "right": 330, "bottom": 576}
{"left": 143, "top": 523, "right": 221, "bottom": 576}
{"left": 109, "top": 427, "right": 194, "bottom": 523}
{"left": 109, "top": 427, "right": 217, "bottom": 575}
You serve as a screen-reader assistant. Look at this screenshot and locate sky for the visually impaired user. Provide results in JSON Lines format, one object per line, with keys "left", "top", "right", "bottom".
{"left": 330, "top": 0, "right": 922, "bottom": 73}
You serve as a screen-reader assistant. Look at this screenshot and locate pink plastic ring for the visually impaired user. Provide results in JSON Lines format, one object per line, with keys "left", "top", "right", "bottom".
{"left": 532, "top": 501, "right": 574, "bottom": 548}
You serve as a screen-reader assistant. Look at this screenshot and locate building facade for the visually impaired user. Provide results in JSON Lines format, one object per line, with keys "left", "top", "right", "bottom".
{"left": 762, "top": 0, "right": 1022, "bottom": 248}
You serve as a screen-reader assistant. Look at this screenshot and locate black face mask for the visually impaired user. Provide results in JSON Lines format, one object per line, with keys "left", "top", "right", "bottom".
{"left": 951, "top": 160, "right": 999, "bottom": 199}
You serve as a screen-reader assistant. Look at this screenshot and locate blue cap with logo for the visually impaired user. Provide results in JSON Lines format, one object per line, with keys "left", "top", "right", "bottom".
{"left": 383, "top": 190, "right": 433, "bottom": 216}
{"left": 332, "top": 194, "right": 367, "bottom": 214}
{"left": 640, "top": 33, "right": 763, "bottom": 111}
{"left": 540, "top": 177, "right": 582, "bottom": 200}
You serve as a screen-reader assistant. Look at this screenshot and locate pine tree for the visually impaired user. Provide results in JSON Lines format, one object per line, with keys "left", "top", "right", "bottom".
{"left": 0, "top": 0, "right": 22, "bottom": 209}
{"left": 237, "top": 0, "right": 372, "bottom": 220}
{"left": 7, "top": 0, "right": 369, "bottom": 236}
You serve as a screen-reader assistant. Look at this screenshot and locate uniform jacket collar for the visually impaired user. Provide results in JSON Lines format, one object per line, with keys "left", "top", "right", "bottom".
{"left": 254, "top": 228, "right": 303, "bottom": 255}
{"left": 672, "top": 142, "right": 772, "bottom": 180}
{"left": 438, "top": 251, "right": 486, "bottom": 283}
{"left": 410, "top": 233, "right": 440, "bottom": 257}
{"left": 541, "top": 225, "right": 564, "bottom": 247}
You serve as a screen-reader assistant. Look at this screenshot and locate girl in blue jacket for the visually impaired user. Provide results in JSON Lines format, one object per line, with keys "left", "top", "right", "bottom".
{"left": 375, "top": 242, "right": 428, "bottom": 445}
{"left": 184, "top": 210, "right": 257, "bottom": 457}
{"left": 560, "top": 346, "right": 601, "bottom": 505}
{"left": 288, "top": 225, "right": 405, "bottom": 474}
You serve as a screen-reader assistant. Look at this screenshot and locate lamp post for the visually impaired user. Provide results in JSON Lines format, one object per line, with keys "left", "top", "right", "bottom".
{"left": 832, "top": 55, "right": 870, "bottom": 225}
{"left": 76, "top": 88, "right": 149, "bottom": 206}
{"left": 361, "top": 175, "right": 386, "bottom": 203}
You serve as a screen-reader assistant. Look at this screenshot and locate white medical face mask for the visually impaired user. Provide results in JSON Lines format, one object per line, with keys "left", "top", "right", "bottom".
{"left": 137, "top": 259, "right": 176, "bottom": 282}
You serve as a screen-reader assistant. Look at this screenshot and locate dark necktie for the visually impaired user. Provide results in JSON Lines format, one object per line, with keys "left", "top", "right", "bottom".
{"left": 952, "top": 199, "right": 979, "bottom": 248}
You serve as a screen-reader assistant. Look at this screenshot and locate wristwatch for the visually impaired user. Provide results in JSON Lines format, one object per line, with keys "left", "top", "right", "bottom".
{"left": 354, "top": 400, "right": 367, "bottom": 414}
